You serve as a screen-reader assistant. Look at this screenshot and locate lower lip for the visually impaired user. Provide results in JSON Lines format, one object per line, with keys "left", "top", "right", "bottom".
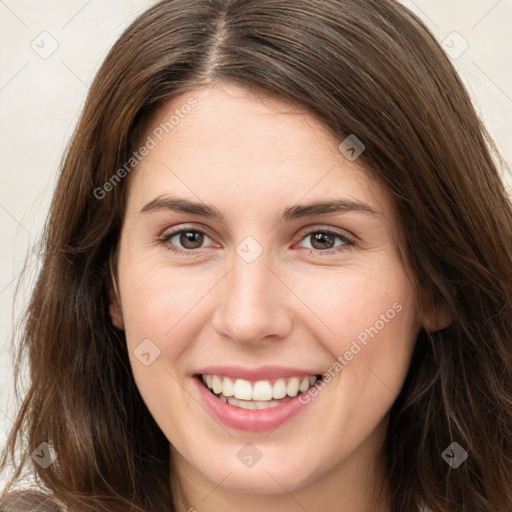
{"left": 193, "top": 376, "right": 313, "bottom": 432}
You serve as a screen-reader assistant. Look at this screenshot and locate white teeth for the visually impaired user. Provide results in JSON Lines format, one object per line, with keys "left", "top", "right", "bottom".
{"left": 202, "top": 374, "right": 319, "bottom": 402}
{"left": 253, "top": 380, "right": 273, "bottom": 401}
{"left": 234, "top": 378, "right": 253, "bottom": 400}
{"left": 227, "top": 396, "right": 289, "bottom": 409}
{"left": 222, "top": 377, "right": 235, "bottom": 397}
{"left": 299, "top": 376, "right": 310, "bottom": 393}
{"left": 229, "top": 397, "right": 255, "bottom": 409}
{"left": 286, "top": 377, "right": 300, "bottom": 397}
{"left": 211, "top": 375, "right": 223, "bottom": 394}
{"left": 272, "top": 378, "right": 287, "bottom": 399}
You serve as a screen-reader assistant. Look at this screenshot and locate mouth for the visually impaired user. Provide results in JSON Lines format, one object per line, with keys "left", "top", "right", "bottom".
{"left": 195, "top": 373, "right": 322, "bottom": 410}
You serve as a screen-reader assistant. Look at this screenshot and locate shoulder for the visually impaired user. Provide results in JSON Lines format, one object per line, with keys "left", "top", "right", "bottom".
{"left": 0, "top": 490, "right": 66, "bottom": 511}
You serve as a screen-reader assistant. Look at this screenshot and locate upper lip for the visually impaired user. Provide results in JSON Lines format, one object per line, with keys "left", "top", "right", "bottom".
{"left": 194, "top": 365, "right": 321, "bottom": 381}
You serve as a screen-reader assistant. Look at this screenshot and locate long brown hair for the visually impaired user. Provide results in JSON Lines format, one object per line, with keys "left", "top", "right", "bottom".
{"left": 1, "top": 1, "right": 511, "bottom": 510}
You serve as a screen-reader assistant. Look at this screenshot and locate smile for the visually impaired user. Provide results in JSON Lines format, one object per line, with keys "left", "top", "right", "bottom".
{"left": 201, "top": 374, "right": 319, "bottom": 410}
{"left": 192, "top": 366, "right": 323, "bottom": 431}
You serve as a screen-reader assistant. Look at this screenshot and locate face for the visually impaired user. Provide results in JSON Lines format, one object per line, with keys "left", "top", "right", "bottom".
{"left": 110, "top": 84, "right": 431, "bottom": 499}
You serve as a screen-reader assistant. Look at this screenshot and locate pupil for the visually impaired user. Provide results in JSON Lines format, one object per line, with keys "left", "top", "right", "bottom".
{"left": 180, "top": 231, "right": 204, "bottom": 249}
{"left": 312, "top": 232, "right": 334, "bottom": 250}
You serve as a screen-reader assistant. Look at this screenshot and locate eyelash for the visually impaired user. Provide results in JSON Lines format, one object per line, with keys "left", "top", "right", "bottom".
{"left": 158, "top": 225, "right": 356, "bottom": 256}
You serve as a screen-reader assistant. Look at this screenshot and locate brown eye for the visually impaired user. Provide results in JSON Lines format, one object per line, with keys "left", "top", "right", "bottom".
{"left": 179, "top": 230, "right": 205, "bottom": 249}
{"left": 297, "top": 229, "right": 355, "bottom": 254}
{"left": 309, "top": 232, "right": 337, "bottom": 250}
{"left": 161, "top": 228, "right": 213, "bottom": 253}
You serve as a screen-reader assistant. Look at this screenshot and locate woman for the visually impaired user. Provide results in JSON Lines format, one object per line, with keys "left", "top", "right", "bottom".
{"left": 1, "top": 0, "right": 511, "bottom": 511}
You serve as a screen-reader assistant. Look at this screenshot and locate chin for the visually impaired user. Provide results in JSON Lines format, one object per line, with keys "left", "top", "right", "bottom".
{"left": 196, "top": 457, "right": 319, "bottom": 495}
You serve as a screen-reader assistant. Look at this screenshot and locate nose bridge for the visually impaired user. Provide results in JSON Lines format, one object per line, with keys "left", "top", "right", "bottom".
{"left": 212, "top": 248, "right": 292, "bottom": 343}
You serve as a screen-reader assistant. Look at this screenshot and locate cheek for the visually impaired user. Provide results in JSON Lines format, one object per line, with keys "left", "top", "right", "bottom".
{"left": 117, "top": 259, "right": 216, "bottom": 412}
{"left": 120, "top": 261, "right": 216, "bottom": 351}
{"left": 292, "top": 262, "right": 419, "bottom": 434}
{"left": 289, "top": 260, "right": 418, "bottom": 349}
{"left": 286, "top": 265, "right": 419, "bottom": 464}
{"left": 118, "top": 262, "right": 218, "bottom": 437}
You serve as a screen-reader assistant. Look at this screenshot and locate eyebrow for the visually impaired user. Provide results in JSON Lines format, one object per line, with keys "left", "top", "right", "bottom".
{"left": 140, "top": 195, "right": 378, "bottom": 222}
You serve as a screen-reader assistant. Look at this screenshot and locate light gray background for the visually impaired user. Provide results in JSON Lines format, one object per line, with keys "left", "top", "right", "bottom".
{"left": 1, "top": 0, "right": 511, "bottom": 459}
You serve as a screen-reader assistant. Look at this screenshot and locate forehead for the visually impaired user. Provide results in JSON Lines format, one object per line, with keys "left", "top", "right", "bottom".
{"left": 124, "top": 84, "right": 389, "bottom": 220}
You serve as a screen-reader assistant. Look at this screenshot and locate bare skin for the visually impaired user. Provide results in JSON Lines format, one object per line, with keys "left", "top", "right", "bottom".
{"left": 110, "top": 83, "right": 449, "bottom": 512}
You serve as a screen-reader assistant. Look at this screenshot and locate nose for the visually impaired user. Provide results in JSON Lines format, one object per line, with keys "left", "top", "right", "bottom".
{"left": 211, "top": 252, "right": 293, "bottom": 344}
